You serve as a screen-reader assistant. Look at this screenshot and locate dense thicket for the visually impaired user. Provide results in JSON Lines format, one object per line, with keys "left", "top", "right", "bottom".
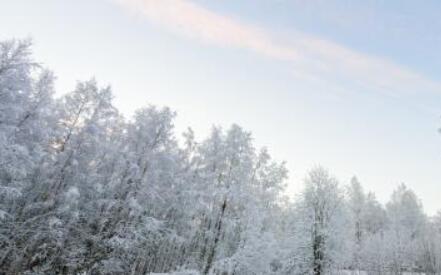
{"left": 1, "top": 39, "right": 440, "bottom": 275}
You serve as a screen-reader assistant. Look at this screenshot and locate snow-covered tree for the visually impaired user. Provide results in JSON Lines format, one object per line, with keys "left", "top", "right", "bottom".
{"left": 285, "top": 167, "right": 349, "bottom": 275}
{"left": 346, "top": 176, "right": 366, "bottom": 271}
{"left": 385, "top": 183, "right": 426, "bottom": 274}
{"left": 1, "top": 38, "right": 439, "bottom": 275}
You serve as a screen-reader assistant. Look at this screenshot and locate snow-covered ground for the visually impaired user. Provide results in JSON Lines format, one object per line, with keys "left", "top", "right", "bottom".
{"left": 150, "top": 271, "right": 200, "bottom": 275}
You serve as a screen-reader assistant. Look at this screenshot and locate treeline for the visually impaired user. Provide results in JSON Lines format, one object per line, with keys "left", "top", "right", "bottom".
{"left": 0, "top": 39, "right": 440, "bottom": 275}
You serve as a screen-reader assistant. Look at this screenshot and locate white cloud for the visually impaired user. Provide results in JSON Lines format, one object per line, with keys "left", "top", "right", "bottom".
{"left": 115, "top": 0, "right": 441, "bottom": 96}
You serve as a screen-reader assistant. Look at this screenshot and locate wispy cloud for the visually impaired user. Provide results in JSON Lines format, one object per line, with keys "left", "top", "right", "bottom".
{"left": 115, "top": 0, "right": 441, "bottom": 97}
{"left": 115, "top": 0, "right": 300, "bottom": 61}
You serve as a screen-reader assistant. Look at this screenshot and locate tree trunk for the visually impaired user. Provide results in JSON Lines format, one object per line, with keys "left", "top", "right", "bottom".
{"left": 203, "top": 199, "right": 227, "bottom": 275}
{"left": 313, "top": 233, "right": 323, "bottom": 275}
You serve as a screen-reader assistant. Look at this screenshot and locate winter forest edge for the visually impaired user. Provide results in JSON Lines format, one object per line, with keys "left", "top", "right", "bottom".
{"left": 1, "top": 39, "right": 440, "bottom": 275}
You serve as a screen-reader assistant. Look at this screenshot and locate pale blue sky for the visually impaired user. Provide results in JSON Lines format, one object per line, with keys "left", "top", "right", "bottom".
{"left": 1, "top": 0, "right": 440, "bottom": 214}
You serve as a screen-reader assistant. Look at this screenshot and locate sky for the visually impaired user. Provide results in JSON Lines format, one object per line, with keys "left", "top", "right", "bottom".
{"left": 1, "top": 0, "right": 440, "bottom": 214}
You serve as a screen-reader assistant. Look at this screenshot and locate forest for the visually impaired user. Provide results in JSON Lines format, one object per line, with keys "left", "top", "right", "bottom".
{"left": 1, "top": 39, "right": 440, "bottom": 275}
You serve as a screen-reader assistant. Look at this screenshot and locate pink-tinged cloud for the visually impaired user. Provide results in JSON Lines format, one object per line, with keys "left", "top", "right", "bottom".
{"left": 115, "top": 0, "right": 300, "bottom": 61}
{"left": 115, "top": 0, "right": 441, "bottom": 96}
